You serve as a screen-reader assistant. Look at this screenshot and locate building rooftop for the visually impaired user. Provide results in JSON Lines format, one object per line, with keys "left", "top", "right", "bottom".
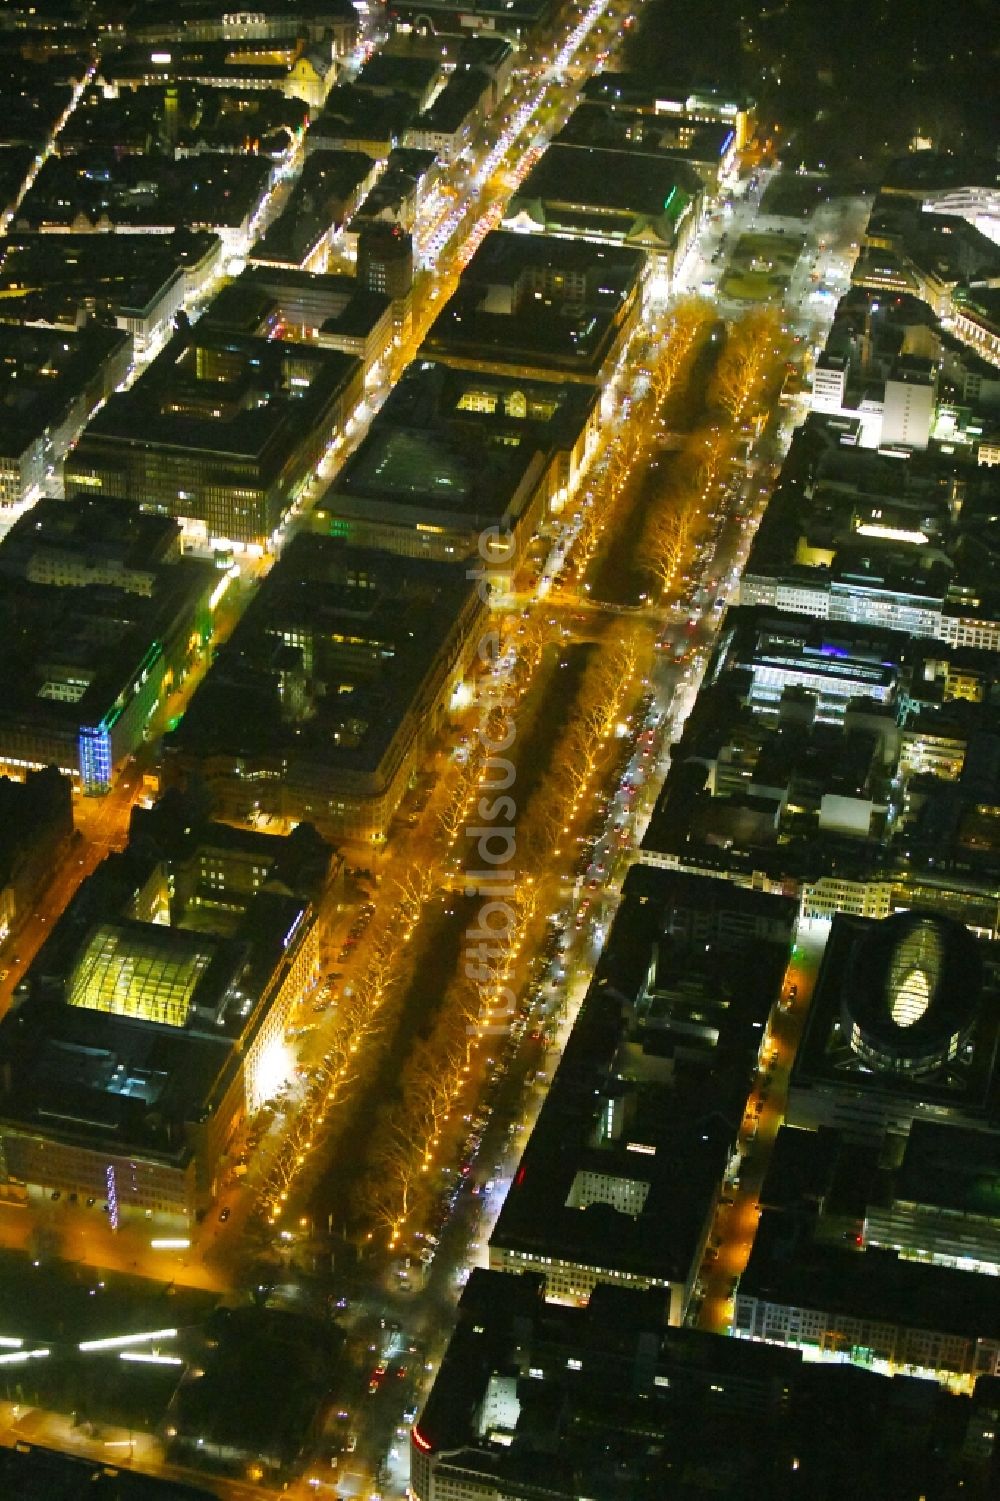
{"left": 790, "top": 911, "right": 1000, "bottom": 1131}
{"left": 512, "top": 142, "right": 702, "bottom": 227}
{"left": 490, "top": 865, "right": 791, "bottom": 1286}
{"left": 893, "top": 1119, "right": 1000, "bottom": 1220}
{"left": 0, "top": 229, "right": 219, "bottom": 333}
{"left": 415, "top": 1269, "right": 986, "bottom": 1498}
{"left": 166, "top": 532, "right": 480, "bottom": 783}
{"left": 74, "top": 325, "right": 359, "bottom": 463}
{"left": 201, "top": 265, "right": 389, "bottom": 345}
{"left": 421, "top": 230, "right": 645, "bottom": 383}
{"left": 250, "top": 149, "right": 373, "bottom": 267}
{"left": 318, "top": 359, "right": 597, "bottom": 536}
{"left": 0, "top": 322, "right": 129, "bottom": 462}
{"left": 742, "top": 1206, "right": 1000, "bottom": 1343}
{"left": 0, "top": 496, "right": 215, "bottom": 757}
{"left": 14, "top": 148, "right": 271, "bottom": 233}
{"left": 0, "top": 994, "right": 237, "bottom": 1168}
{"left": 554, "top": 102, "right": 734, "bottom": 178}
{"left": 0, "top": 797, "right": 325, "bottom": 1167}
{"left": 0, "top": 493, "right": 180, "bottom": 576}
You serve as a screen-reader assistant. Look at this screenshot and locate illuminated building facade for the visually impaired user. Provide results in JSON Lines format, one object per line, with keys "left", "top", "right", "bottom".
{"left": 163, "top": 534, "right": 487, "bottom": 841}
{"left": 314, "top": 360, "right": 599, "bottom": 564}
{"left": 411, "top": 1269, "right": 986, "bottom": 1499}
{"left": 734, "top": 1206, "right": 1000, "bottom": 1391}
{"left": 787, "top": 910, "right": 1000, "bottom": 1140}
{"left": 0, "top": 797, "right": 333, "bottom": 1223}
{"left": 65, "top": 329, "right": 363, "bottom": 550}
{"left": 0, "top": 497, "right": 219, "bottom": 793}
{"left": 489, "top": 867, "right": 794, "bottom": 1323}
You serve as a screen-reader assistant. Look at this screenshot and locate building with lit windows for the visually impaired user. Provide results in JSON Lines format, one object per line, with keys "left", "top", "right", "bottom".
{"left": 97, "top": 37, "right": 343, "bottom": 115}
{"left": 313, "top": 359, "right": 599, "bottom": 564}
{"left": 882, "top": 356, "right": 938, "bottom": 451}
{"left": 387, "top": 0, "right": 556, "bottom": 43}
{"left": 638, "top": 606, "right": 1000, "bottom": 937}
{"left": 734, "top": 1205, "right": 1000, "bottom": 1391}
{"left": 0, "top": 767, "right": 73, "bottom": 950}
{"left": 0, "top": 323, "right": 131, "bottom": 510}
{"left": 0, "top": 497, "right": 219, "bottom": 793}
{"left": 421, "top": 231, "right": 646, "bottom": 387}
{"left": 489, "top": 866, "right": 794, "bottom": 1322}
{"left": 411, "top": 1268, "right": 990, "bottom": 1501}
{"left": 0, "top": 797, "right": 332, "bottom": 1224}
{"left": 554, "top": 101, "right": 738, "bottom": 194}
{"left": 344, "top": 148, "right": 438, "bottom": 262}
{"left": 0, "top": 231, "right": 221, "bottom": 356}
{"left": 162, "top": 533, "right": 486, "bottom": 842}
{"left": 129, "top": 0, "right": 359, "bottom": 50}
{"left": 357, "top": 223, "right": 414, "bottom": 303}
{"left": 249, "top": 151, "right": 378, "bottom": 273}
{"left": 861, "top": 1120, "right": 1000, "bottom": 1277}
{"left": 64, "top": 327, "right": 363, "bottom": 550}
{"left": 504, "top": 146, "right": 703, "bottom": 288}
{"left": 787, "top": 910, "right": 1000, "bottom": 1141}
{"left": 738, "top": 428, "right": 963, "bottom": 640}
{"left": 582, "top": 72, "right": 755, "bottom": 151}
{"left": 200, "top": 264, "right": 393, "bottom": 385}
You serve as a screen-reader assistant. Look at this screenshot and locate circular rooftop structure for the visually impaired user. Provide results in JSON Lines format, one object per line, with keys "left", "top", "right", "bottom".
{"left": 841, "top": 910, "right": 982, "bottom": 1075}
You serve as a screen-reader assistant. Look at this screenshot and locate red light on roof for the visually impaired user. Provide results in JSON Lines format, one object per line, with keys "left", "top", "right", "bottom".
{"left": 412, "top": 1426, "right": 433, "bottom": 1453}
{"left": 515, "top": 1165, "right": 526, "bottom": 1188}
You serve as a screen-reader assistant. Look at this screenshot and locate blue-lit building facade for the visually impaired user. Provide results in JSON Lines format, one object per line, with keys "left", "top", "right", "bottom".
{"left": 0, "top": 498, "right": 222, "bottom": 794}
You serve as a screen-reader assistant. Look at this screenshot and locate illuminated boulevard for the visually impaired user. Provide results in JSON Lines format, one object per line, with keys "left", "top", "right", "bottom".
{"left": 0, "top": 3, "right": 871, "bottom": 1498}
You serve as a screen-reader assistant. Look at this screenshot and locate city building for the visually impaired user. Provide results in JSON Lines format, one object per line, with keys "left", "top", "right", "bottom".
{"left": 554, "top": 100, "right": 738, "bottom": 193}
{"left": 13, "top": 151, "right": 274, "bottom": 257}
{"left": 411, "top": 1268, "right": 993, "bottom": 1501}
{"left": 162, "top": 534, "right": 486, "bottom": 843}
{"left": 356, "top": 223, "right": 414, "bottom": 310}
{"left": 504, "top": 145, "right": 704, "bottom": 287}
{"left": 308, "top": 83, "right": 416, "bottom": 158}
{"left": 248, "top": 150, "right": 379, "bottom": 272}
{"left": 64, "top": 326, "right": 363, "bottom": 550}
{"left": 129, "top": 0, "right": 359, "bottom": 53}
{"left": 388, "top": 0, "right": 556, "bottom": 44}
{"left": 639, "top": 605, "right": 1000, "bottom": 935}
{"left": 0, "top": 767, "right": 73, "bottom": 949}
{"left": 421, "top": 231, "right": 647, "bottom": 386}
{"left": 344, "top": 147, "right": 438, "bottom": 259}
{"left": 734, "top": 1206, "right": 1000, "bottom": 1390}
{"left": 786, "top": 909, "right": 1000, "bottom": 1140}
{"left": 0, "top": 497, "right": 220, "bottom": 793}
{"left": 882, "top": 355, "right": 938, "bottom": 450}
{"left": 811, "top": 352, "right": 850, "bottom": 413}
{"left": 200, "top": 265, "right": 393, "bottom": 386}
{"left": 581, "top": 72, "right": 755, "bottom": 152}
{"left": 97, "top": 35, "right": 345, "bottom": 115}
{"left": 851, "top": 195, "right": 1000, "bottom": 368}
{"left": 737, "top": 416, "right": 1000, "bottom": 643}
{"left": 0, "top": 796, "right": 332, "bottom": 1224}
{"left": 57, "top": 76, "right": 308, "bottom": 162}
{"left": 765, "top": 1116, "right": 1000, "bottom": 1282}
{"left": 0, "top": 323, "right": 131, "bottom": 510}
{"left": 0, "top": 230, "right": 222, "bottom": 354}
{"left": 404, "top": 64, "right": 494, "bottom": 164}
{"left": 864, "top": 1119, "right": 1000, "bottom": 1276}
{"left": 489, "top": 865, "right": 794, "bottom": 1321}
{"left": 313, "top": 359, "right": 600, "bottom": 563}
